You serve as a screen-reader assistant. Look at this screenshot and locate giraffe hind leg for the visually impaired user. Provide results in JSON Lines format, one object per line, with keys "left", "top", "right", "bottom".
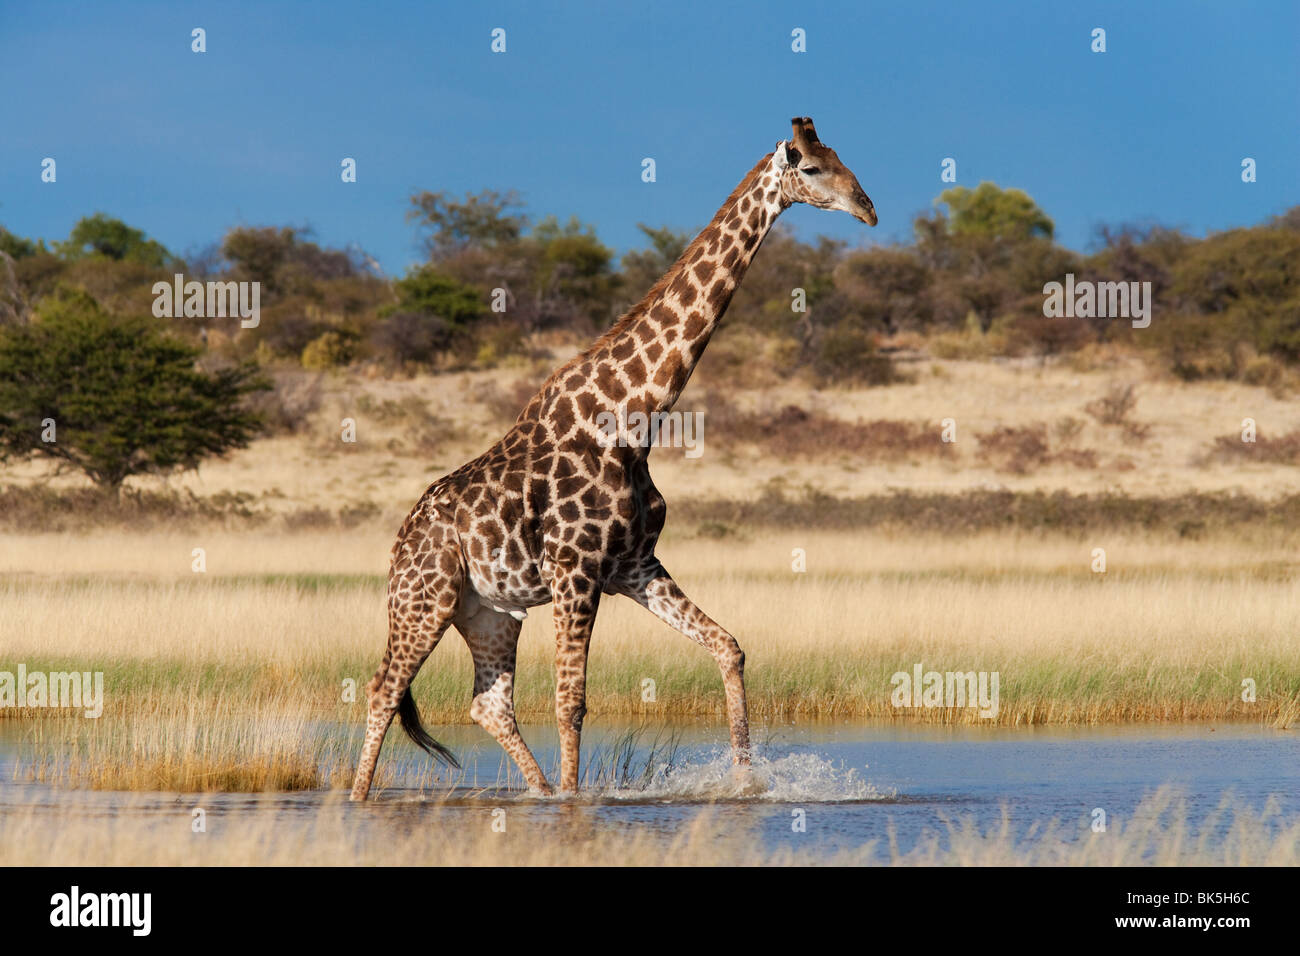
{"left": 351, "top": 524, "right": 464, "bottom": 801}
{"left": 457, "top": 602, "right": 553, "bottom": 795}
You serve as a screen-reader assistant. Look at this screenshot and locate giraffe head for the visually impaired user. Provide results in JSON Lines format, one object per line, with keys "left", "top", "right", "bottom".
{"left": 776, "top": 116, "right": 878, "bottom": 226}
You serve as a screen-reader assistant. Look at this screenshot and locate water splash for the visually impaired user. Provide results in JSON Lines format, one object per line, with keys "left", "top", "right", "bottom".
{"left": 607, "top": 747, "right": 895, "bottom": 803}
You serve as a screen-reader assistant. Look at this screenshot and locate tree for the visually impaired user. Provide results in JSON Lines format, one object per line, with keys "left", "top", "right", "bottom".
{"left": 221, "top": 226, "right": 358, "bottom": 296}
{"left": 0, "top": 289, "right": 267, "bottom": 492}
{"left": 1168, "top": 226, "right": 1300, "bottom": 362}
{"left": 407, "top": 189, "right": 527, "bottom": 260}
{"left": 620, "top": 224, "right": 693, "bottom": 306}
{"left": 0, "top": 227, "right": 42, "bottom": 260}
{"left": 371, "top": 266, "right": 487, "bottom": 364}
{"left": 529, "top": 215, "right": 618, "bottom": 328}
{"left": 835, "top": 246, "right": 934, "bottom": 332}
{"left": 935, "top": 183, "right": 1054, "bottom": 241}
{"left": 383, "top": 265, "right": 486, "bottom": 330}
{"left": 55, "top": 213, "right": 176, "bottom": 268}
{"left": 913, "top": 184, "right": 1058, "bottom": 332}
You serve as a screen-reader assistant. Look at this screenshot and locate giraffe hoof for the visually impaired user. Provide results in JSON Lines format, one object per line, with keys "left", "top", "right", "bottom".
{"left": 730, "top": 764, "right": 767, "bottom": 797}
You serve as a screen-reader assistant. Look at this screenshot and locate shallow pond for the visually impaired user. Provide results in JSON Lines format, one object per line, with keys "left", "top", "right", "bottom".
{"left": 2, "top": 720, "right": 1295, "bottom": 861}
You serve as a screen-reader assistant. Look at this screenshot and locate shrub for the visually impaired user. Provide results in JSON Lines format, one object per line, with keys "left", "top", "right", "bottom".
{"left": 806, "top": 322, "right": 896, "bottom": 386}
{"left": 1084, "top": 383, "right": 1138, "bottom": 425}
{"left": 699, "top": 391, "right": 951, "bottom": 461}
{"left": 246, "top": 371, "right": 324, "bottom": 435}
{"left": 1207, "top": 429, "right": 1300, "bottom": 466}
{"left": 300, "top": 331, "right": 357, "bottom": 370}
{"left": 473, "top": 324, "right": 528, "bottom": 367}
{"left": 0, "top": 289, "right": 266, "bottom": 491}
{"left": 975, "top": 424, "right": 1051, "bottom": 474}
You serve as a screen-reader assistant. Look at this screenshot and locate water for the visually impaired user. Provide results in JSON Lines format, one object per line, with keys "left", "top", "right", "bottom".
{"left": 2, "top": 720, "right": 1295, "bottom": 861}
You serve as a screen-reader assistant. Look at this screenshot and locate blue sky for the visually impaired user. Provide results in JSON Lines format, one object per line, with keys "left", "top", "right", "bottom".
{"left": 1, "top": 1, "right": 1296, "bottom": 275}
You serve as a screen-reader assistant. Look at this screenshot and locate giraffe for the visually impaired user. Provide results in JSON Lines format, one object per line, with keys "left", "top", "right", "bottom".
{"left": 350, "top": 117, "right": 877, "bottom": 799}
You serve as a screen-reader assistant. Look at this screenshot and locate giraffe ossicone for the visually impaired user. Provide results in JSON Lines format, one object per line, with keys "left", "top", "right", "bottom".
{"left": 350, "top": 116, "right": 877, "bottom": 800}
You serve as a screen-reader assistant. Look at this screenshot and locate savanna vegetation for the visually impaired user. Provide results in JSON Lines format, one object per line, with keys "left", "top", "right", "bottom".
{"left": 1, "top": 181, "right": 1298, "bottom": 516}
{"left": 3, "top": 183, "right": 1299, "bottom": 392}
{"left": 3, "top": 527, "right": 1298, "bottom": 796}
{"left": 2, "top": 182, "right": 1298, "bottom": 803}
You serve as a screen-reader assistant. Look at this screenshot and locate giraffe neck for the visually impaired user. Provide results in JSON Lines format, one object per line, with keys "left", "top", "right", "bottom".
{"left": 554, "top": 152, "right": 788, "bottom": 421}
{"left": 521, "top": 152, "right": 790, "bottom": 456}
{"left": 621, "top": 151, "right": 788, "bottom": 413}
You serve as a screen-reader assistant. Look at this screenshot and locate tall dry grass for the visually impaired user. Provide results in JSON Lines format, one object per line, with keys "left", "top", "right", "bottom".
{"left": 4, "top": 528, "right": 1297, "bottom": 730}
{"left": 2, "top": 526, "right": 1298, "bottom": 793}
{"left": 21, "top": 700, "right": 341, "bottom": 792}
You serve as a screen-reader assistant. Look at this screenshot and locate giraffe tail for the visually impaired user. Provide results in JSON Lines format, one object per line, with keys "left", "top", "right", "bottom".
{"left": 398, "top": 687, "right": 461, "bottom": 769}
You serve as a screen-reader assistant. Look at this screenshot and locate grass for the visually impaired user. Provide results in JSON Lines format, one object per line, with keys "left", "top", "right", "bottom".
{"left": 3, "top": 351, "right": 1297, "bottom": 793}
{"left": 22, "top": 703, "right": 336, "bottom": 792}
{"left": 0, "top": 788, "right": 1294, "bottom": 866}
{"left": 2, "top": 526, "right": 1298, "bottom": 791}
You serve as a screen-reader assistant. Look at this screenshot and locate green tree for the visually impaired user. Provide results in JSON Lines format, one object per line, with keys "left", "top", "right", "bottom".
{"left": 0, "top": 289, "right": 267, "bottom": 491}
{"left": 0, "top": 227, "right": 42, "bottom": 260}
{"left": 55, "top": 213, "right": 176, "bottom": 268}
{"left": 383, "top": 266, "right": 486, "bottom": 329}
{"left": 529, "top": 215, "right": 618, "bottom": 329}
{"left": 370, "top": 266, "right": 487, "bottom": 364}
{"left": 935, "top": 182, "right": 1054, "bottom": 241}
{"left": 1168, "top": 226, "right": 1300, "bottom": 363}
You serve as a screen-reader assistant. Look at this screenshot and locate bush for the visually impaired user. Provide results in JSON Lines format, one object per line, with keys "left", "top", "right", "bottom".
{"left": 382, "top": 266, "right": 485, "bottom": 331}
{"left": 368, "top": 311, "right": 452, "bottom": 366}
{"left": 1207, "top": 429, "right": 1300, "bottom": 466}
{"left": 807, "top": 322, "right": 896, "bottom": 386}
{"left": 300, "top": 330, "right": 357, "bottom": 370}
{"left": 246, "top": 371, "right": 324, "bottom": 434}
{"left": 0, "top": 289, "right": 267, "bottom": 491}
{"left": 1083, "top": 383, "right": 1139, "bottom": 425}
{"left": 699, "top": 390, "right": 952, "bottom": 461}
{"left": 976, "top": 424, "right": 1051, "bottom": 474}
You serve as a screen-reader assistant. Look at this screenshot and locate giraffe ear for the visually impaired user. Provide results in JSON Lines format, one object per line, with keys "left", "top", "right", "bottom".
{"left": 776, "top": 140, "right": 801, "bottom": 169}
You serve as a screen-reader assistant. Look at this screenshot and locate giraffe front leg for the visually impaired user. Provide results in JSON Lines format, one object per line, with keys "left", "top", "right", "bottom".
{"left": 624, "top": 562, "right": 751, "bottom": 767}
{"left": 551, "top": 583, "right": 601, "bottom": 793}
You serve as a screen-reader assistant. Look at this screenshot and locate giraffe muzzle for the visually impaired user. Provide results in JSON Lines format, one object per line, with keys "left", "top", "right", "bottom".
{"left": 852, "top": 188, "right": 879, "bottom": 226}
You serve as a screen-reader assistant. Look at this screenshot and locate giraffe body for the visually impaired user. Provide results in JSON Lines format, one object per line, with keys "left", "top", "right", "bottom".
{"left": 350, "top": 118, "right": 876, "bottom": 799}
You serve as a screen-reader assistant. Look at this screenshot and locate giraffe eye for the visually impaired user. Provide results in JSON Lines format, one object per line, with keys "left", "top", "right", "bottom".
{"left": 801, "top": 167, "right": 821, "bottom": 175}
